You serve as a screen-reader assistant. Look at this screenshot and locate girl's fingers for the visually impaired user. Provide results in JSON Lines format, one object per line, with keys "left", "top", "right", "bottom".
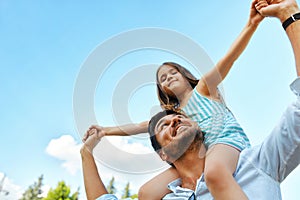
{"left": 89, "top": 128, "right": 96, "bottom": 135}
{"left": 255, "top": 2, "right": 268, "bottom": 12}
{"left": 83, "top": 128, "right": 98, "bottom": 142}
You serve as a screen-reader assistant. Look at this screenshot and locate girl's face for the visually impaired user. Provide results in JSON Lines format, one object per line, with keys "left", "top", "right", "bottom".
{"left": 157, "top": 65, "right": 190, "bottom": 96}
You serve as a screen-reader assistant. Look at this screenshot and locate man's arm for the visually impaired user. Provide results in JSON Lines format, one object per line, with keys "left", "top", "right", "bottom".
{"left": 81, "top": 129, "right": 118, "bottom": 200}
{"left": 283, "top": 7, "right": 300, "bottom": 76}
{"left": 256, "top": 89, "right": 300, "bottom": 182}
{"left": 81, "top": 146, "right": 108, "bottom": 200}
{"left": 254, "top": 0, "right": 300, "bottom": 182}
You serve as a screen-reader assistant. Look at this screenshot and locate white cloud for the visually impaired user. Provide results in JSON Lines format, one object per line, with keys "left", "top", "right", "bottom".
{"left": 92, "top": 136, "right": 170, "bottom": 197}
{"left": 94, "top": 161, "right": 167, "bottom": 198}
{"left": 0, "top": 172, "right": 23, "bottom": 200}
{"left": 106, "top": 137, "right": 152, "bottom": 154}
{"left": 44, "top": 134, "right": 169, "bottom": 197}
{"left": 45, "top": 135, "right": 81, "bottom": 175}
{"left": 45, "top": 134, "right": 166, "bottom": 183}
{"left": 92, "top": 136, "right": 168, "bottom": 174}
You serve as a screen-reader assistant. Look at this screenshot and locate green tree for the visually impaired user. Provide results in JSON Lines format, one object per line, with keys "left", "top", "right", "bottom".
{"left": 121, "top": 182, "right": 138, "bottom": 199}
{"left": 19, "top": 175, "right": 43, "bottom": 200}
{"left": 121, "top": 182, "right": 130, "bottom": 199}
{"left": 130, "top": 193, "right": 138, "bottom": 199}
{"left": 43, "top": 181, "right": 79, "bottom": 200}
{"left": 107, "top": 177, "right": 116, "bottom": 194}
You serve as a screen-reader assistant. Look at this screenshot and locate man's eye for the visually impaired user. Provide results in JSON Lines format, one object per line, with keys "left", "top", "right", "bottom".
{"left": 160, "top": 124, "right": 168, "bottom": 131}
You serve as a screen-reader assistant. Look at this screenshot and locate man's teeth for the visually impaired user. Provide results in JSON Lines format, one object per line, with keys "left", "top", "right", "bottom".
{"left": 176, "top": 126, "right": 184, "bottom": 134}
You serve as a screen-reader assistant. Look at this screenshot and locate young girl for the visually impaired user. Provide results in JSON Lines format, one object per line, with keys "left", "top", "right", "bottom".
{"left": 85, "top": 1, "right": 266, "bottom": 199}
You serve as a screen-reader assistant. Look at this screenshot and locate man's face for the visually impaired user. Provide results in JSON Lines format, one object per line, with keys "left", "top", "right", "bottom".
{"left": 154, "top": 113, "right": 203, "bottom": 162}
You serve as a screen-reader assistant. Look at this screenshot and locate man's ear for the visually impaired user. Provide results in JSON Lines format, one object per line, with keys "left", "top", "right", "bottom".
{"left": 159, "top": 149, "right": 168, "bottom": 161}
{"left": 198, "top": 143, "right": 206, "bottom": 159}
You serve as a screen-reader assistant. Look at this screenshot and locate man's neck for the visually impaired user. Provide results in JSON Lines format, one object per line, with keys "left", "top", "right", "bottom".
{"left": 173, "top": 150, "right": 205, "bottom": 191}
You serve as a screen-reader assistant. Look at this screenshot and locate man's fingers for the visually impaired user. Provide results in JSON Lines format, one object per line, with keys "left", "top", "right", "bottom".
{"left": 82, "top": 132, "right": 88, "bottom": 142}
{"left": 82, "top": 128, "right": 98, "bottom": 142}
{"left": 255, "top": 0, "right": 269, "bottom": 13}
{"left": 89, "top": 125, "right": 102, "bottom": 130}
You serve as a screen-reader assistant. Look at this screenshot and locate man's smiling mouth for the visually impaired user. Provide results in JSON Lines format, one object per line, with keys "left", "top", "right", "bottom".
{"left": 173, "top": 125, "right": 185, "bottom": 137}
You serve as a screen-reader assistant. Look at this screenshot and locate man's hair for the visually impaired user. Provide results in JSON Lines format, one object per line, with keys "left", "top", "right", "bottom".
{"left": 148, "top": 109, "right": 181, "bottom": 152}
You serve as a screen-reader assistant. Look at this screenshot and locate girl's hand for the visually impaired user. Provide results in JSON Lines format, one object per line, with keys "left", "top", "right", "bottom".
{"left": 255, "top": 0, "right": 270, "bottom": 16}
{"left": 82, "top": 128, "right": 105, "bottom": 153}
{"left": 83, "top": 125, "right": 106, "bottom": 142}
{"left": 250, "top": 0, "right": 267, "bottom": 25}
{"left": 255, "top": 0, "right": 299, "bottom": 22}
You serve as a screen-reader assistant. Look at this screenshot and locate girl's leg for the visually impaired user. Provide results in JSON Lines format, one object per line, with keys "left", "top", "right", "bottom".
{"left": 138, "top": 167, "right": 179, "bottom": 200}
{"left": 204, "top": 144, "right": 248, "bottom": 200}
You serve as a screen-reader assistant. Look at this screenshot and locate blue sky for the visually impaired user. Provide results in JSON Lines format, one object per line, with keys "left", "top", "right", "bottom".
{"left": 1, "top": 0, "right": 300, "bottom": 199}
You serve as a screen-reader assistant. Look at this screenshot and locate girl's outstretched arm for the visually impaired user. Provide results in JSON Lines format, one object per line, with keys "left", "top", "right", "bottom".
{"left": 84, "top": 120, "right": 149, "bottom": 140}
{"left": 197, "top": 0, "right": 265, "bottom": 97}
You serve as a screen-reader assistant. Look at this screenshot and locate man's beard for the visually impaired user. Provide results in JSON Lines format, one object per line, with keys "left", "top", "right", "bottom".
{"left": 163, "top": 127, "right": 203, "bottom": 163}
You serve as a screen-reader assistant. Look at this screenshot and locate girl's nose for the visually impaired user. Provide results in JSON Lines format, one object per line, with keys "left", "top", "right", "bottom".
{"left": 167, "top": 74, "right": 173, "bottom": 81}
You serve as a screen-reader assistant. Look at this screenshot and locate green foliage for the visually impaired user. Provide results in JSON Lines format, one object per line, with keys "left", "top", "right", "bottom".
{"left": 107, "top": 177, "right": 116, "bottom": 194}
{"left": 42, "top": 181, "right": 79, "bottom": 200}
{"left": 121, "top": 182, "right": 138, "bottom": 199}
{"left": 130, "top": 193, "right": 138, "bottom": 199}
{"left": 121, "top": 182, "right": 130, "bottom": 199}
{"left": 106, "top": 177, "right": 138, "bottom": 199}
{"left": 19, "top": 175, "right": 43, "bottom": 200}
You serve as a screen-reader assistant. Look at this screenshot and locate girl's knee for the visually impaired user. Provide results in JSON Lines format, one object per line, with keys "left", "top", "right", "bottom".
{"left": 138, "top": 185, "right": 150, "bottom": 200}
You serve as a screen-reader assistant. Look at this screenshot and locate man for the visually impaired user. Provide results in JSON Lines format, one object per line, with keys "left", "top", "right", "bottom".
{"left": 146, "top": 95, "right": 300, "bottom": 199}
{"left": 81, "top": 0, "right": 300, "bottom": 199}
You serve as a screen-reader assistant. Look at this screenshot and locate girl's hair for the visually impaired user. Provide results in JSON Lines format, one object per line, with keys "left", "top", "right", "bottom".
{"left": 156, "top": 62, "right": 199, "bottom": 109}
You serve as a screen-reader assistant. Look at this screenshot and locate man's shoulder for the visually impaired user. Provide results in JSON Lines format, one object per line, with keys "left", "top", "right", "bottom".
{"left": 237, "top": 146, "right": 260, "bottom": 169}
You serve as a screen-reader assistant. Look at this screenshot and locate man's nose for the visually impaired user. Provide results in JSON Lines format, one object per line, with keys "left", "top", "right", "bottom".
{"left": 171, "top": 116, "right": 181, "bottom": 127}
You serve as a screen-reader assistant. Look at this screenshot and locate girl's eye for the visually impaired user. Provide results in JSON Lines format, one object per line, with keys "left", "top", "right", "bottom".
{"left": 160, "top": 75, "right": 166, "bottom": 83}
{"left": 171, "top": 70, "right": 177, "bottom": 75}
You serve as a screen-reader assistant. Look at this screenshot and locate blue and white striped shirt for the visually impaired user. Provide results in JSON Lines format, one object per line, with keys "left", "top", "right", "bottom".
{"left": 182, "top": 89, "right": 250, "bottom": 150}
